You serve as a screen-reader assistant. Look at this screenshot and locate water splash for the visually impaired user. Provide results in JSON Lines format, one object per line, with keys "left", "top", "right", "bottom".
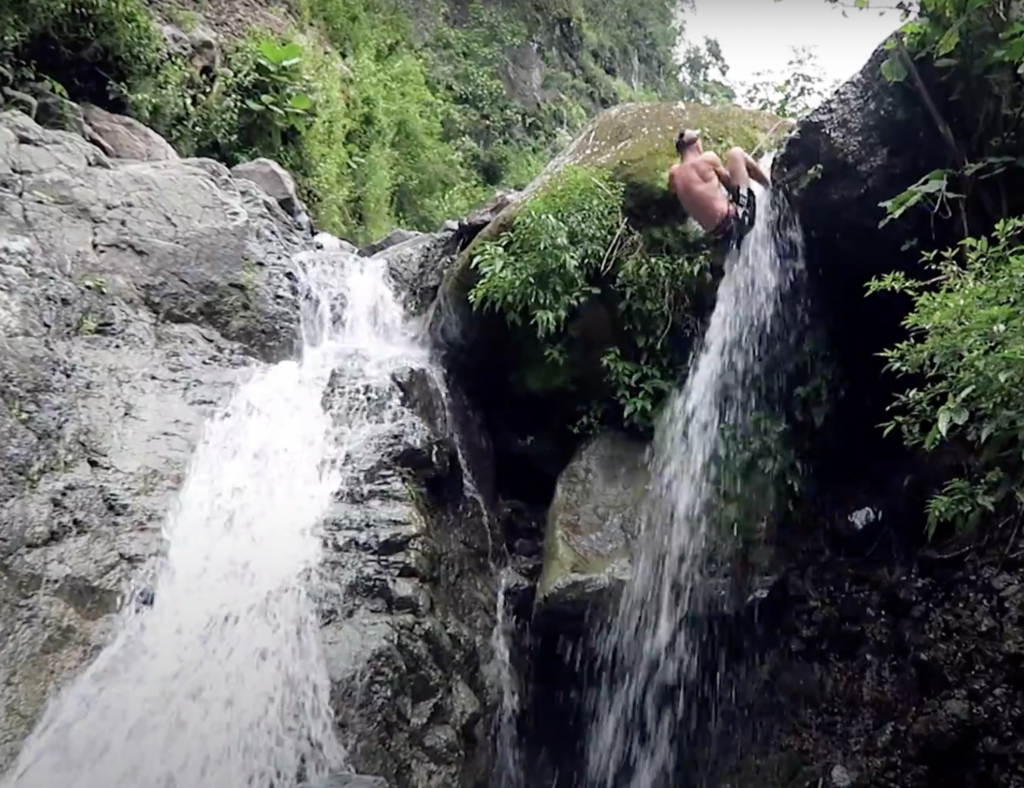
{"left": 491, "top": 571, "right": 524, "bottom": 788}
{"left": 587, "top": 164, "right": 806, "bottom": 788}
{"left": 0, "top": 246, "right": 418, "bottom": 788}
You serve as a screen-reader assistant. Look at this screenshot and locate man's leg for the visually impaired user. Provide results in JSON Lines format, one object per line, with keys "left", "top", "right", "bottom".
{"left": 725, "top": 147, "right": 750, "bottom": 193}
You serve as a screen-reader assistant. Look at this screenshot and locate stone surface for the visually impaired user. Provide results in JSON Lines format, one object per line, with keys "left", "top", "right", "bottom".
{"left": 535, "top": 432, "right": 648, "bottom": 623}
{"left": 0, "top": 109, "right": 305, "bottom": 767}
{"left": 318, "top": 362, "right": 497, "bottom": 788}
{"left": 0, "top": 108, "right": 504, "bottom": 787}
{"left": 360, "top": 228, "right": 425, "bottom": 258}
{"left": 80, "top": 104, "right": 180, "bottom": 161}
{"left": 231, "top": 157, "right": 302, "bottom": 217}
{"left": 770, "top": 42, "right": 950, "bottom": 480}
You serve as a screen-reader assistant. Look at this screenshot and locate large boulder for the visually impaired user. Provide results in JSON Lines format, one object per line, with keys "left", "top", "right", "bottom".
{"left": 430, "top": 101, "right": 790, "bottom": 354}
{"left": 770, "top": 42, "right": 951, "bottom": 481}
{"left": 535, "top": 432, "right": 648, "bottom": 628}
{"left": 426, "top": 102, "right": 787, "bottom": 504}
{"left": 0, "top": 109, "right": 304, "bottom": 766}
{"left": 80, "top": 104, "right": 180, "bottom": 161}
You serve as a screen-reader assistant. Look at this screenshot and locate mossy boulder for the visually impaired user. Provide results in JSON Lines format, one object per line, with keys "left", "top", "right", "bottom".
{"left": 426, "top": 101, "right": 788, "bottom": 504}
{"left": 430, "top": 100, "right": 791, "bottom": 351}
{"left": 535, "top": 431, "right": 649, "bottom": 624}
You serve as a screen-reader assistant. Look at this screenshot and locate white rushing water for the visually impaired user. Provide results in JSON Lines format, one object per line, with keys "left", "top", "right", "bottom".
{"left": 491, "top": 571, "right": 524, "bottom": 788}
{"left": 587, "top": 161, "right": 807, "bottom": 788}
{"left": 1, "top": 239, "right": 422, "bottom": 788}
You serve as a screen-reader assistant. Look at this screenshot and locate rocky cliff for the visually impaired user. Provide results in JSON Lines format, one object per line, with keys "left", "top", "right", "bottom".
{"left": 0, "top": 107, "right": 500, "bottom": 787}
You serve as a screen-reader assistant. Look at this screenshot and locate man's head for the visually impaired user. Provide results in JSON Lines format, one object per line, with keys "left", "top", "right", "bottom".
{"left": 675, "top": 128, "right": 702, "bottom": 157}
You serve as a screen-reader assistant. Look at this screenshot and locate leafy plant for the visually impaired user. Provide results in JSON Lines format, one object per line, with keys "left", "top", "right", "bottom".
{"left": 868, "top": 216, "right": 1024, "bottom": 536}
{"left": 469, "top": 166, "right": 710, "bottom": 432}
{"left": 741, "top": 45, "right": 836, "bottom": 119}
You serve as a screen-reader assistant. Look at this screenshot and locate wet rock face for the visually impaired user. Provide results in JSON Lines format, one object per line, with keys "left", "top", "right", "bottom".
{"left": 771, "top": 43, "right": 950, "bottom": 483}
{"left": 317, "top": 362, "right": 497, "bottom": 788}
{"left": 715, "top": 536, "right": 1024, "bottom": 788}
{"left": 0, "top": 109, "right": 307, "bottom": 767}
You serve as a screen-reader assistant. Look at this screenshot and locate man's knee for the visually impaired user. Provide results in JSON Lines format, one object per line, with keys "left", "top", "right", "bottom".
{"left": 725, "top": 147, "right": 746, "bottom": 165}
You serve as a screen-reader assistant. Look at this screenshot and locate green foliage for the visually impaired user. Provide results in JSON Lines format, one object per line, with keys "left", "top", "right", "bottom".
{"left": 868, "top": 216, "right": 1024, "bottom": 538}
{"left": 742, "top": 45, "right": 836, "bottom": 119}
{"left": 677, "top": 36, "right": 736, "bottom": 105}
{"left": 714, "top": 412, "right": 805, "bottom": 541}
{"left": 2, "top": 0, "right": 688, "bottom": 244}
{"left": 871, "top": 0, "right": 1024, "bottom": 234}
{"left": 0, "top": 0, "right": 163, "bottom": 102}
{"left": 469, "top": 166, "right": 711, "bottom": 432}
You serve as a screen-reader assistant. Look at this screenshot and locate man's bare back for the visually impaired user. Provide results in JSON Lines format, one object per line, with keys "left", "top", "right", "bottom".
{"left": 668, "top": 153, "right": 732, "bottom": 232}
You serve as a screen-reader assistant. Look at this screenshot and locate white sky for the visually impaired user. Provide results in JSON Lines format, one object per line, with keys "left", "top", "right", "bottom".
{"left": 681, "top": 0, "right": 904, "bottom": 89}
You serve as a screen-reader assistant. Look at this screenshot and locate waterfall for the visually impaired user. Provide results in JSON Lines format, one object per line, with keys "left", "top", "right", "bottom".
{"left": 0, "top": 240, "right": 424, "bottom": 788}
{"left": 491, "top": 571, "right": 524, "bottom": 788}
{"left": 587, "top": 163, "right": 807, "bottom": 788}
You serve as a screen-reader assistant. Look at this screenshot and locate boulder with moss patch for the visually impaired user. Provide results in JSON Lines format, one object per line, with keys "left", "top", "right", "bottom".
{"left": 427, "top": 102, "right": 786, "bottom": 502}
{"left": 535, "top": 431, "right": 649, "bottom": 627}
{"left": 429, "top": 100, "right": 789, "bottom": 354}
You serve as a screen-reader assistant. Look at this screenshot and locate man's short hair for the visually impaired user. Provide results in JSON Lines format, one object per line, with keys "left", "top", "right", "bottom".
{"left": 675, "top": 128, "right": 701, "bottom": 154}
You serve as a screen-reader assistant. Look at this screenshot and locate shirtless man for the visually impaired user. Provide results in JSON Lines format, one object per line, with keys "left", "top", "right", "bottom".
{"left": 667, "top": 129, "right": 771, "bottom": 251}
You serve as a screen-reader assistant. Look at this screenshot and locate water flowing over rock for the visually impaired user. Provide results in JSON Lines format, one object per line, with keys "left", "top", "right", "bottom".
{"left": 0, "top": 110, "right": 499, "bottom": 787}
{"left": 586, "top": 171, "right": 807, "bottom": 788}
{"left": 0, "top": 108, "right": 305, "bottom": 767}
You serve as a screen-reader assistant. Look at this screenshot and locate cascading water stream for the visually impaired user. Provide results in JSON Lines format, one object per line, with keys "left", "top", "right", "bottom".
{"left": 0, "top": 239, "right": 423, "bottom": 788}
{"left": 587, "top": 161, "right": 806, "bottom": 788}
{"left": 491, "top": 571, "right": 524, "bottom": 788}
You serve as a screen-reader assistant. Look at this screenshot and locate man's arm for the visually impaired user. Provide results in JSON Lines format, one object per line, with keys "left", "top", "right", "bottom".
{"left": 703, "top": 152, "right": 732, "bottom": 188}
{"left": 744, "top": 151, "right": 771, "bottom": 188}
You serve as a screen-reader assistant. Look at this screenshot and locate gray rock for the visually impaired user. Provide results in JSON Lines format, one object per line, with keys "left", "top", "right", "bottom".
{"left": 231, "top": 157, "right": 302, "bottom": 218}
{"left": 535, "top": 432, "right": 648, "bottom": 623}
{"left": 187, "top": 24, "right": 221, "bottom": 74}
{"left": 360, "top": 228, "right": 424, "bottom": 257}
{"left": 371, "top": 232, "right": 456, "bottom": 317}
{"left": 0, "top": 109, "right": 304, "bottom": 768}
{"left": 80, "top": 104, "right": 179, "bottom": 161}
{"left": 318, "top": 360, "right": 497, "bottom": 788}
{"left": 830, "top": 764, "right": 853, "bottom": 788}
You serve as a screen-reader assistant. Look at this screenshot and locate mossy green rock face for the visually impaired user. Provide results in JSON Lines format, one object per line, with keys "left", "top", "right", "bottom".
{"left": 536, "top": 432, "right": 649, "bottom": 619}
{"left": 465, "top": 101, "right": 789, "bottom": 256}
{"left": 433, "top": 100, "right": 791, "bottom": 338}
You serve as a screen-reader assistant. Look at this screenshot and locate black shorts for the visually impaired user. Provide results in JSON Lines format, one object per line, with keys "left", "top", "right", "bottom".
{"left": 711, "top": 186, "right": 756, "bottom": 250}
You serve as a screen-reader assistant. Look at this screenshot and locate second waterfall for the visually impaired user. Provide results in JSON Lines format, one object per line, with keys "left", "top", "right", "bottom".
{"left": 586, "top": 168, "right": 807, "bottom": 788}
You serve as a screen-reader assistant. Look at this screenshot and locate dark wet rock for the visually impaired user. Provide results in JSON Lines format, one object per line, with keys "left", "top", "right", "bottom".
{"left": 372, "top": 232, "right": 459, "bottom": 317}
{"left": 0, "top": 109, "right": 306, "bottom": 767}
{"left": 535, "top": 432, "right": 648, "bottom": 629}
{"left": 770, "top": 43, "right": 954, "bottom": 483}
{"left": 317, "top": 359, "right": 498, "bottom": 788}
{"left": 705, "top": 527, "right": 1024, "bottom": 788}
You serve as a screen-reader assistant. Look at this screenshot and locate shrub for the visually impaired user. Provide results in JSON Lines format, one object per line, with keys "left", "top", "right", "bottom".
{"left": 1, "top": 0, "right": 163, "bottom": 106}
{"left": 468, "top": 166, "right": 712, "bottom": 432}
{"left": 868, "top": 216, "right": 1024, "bottom": 538}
